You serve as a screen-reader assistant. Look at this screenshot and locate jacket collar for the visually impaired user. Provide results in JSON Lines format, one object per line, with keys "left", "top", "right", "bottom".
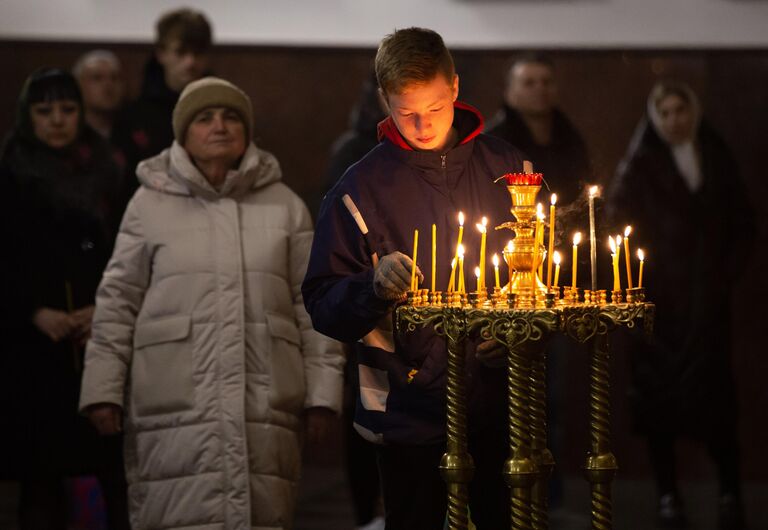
{"left": 376, "top": 101, "right": 484, "bottom": 151}
{"left": 136, "top": 141, "right": 282, "bottom": 200}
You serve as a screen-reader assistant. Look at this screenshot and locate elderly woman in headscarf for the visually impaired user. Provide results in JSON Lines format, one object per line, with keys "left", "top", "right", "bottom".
{"left": 0, "top": 67, "right": 128, "bottom": 530}
{"left": 607, "top": 80, "right": 754, "bottom": 529}
{"left": 78, "top": 77, "right": 344, "bottom": 530}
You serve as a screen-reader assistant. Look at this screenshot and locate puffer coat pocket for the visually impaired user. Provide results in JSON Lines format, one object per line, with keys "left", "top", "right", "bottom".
{"left": 266, "top": 312, "right": 306, "bottom": 414}
{"left": 131, "top": 315, "right": 194, "bottom": 416}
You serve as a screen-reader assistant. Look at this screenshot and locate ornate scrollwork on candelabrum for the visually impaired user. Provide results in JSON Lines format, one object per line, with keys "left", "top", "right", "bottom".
{"left": 465, "top": 308, "right": 558, "bottom": 349}
{"left": 396, "top": 305, "right": 446, "bottom": 336}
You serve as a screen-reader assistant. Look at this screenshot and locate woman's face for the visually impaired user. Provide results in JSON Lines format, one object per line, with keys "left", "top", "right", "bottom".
{"left": 656, "top": 94, "right": 695, "bottom": 145}
{"left": 184, "top": 106, "right": 246, "bottom": 167}
{"left": 30, "top": 99, "right": 80, "bottom": 149}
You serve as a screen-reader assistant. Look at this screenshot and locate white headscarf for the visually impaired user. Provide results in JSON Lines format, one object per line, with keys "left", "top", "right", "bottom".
{"left": 647, "top": 82, "right": 703, "bottom": 193}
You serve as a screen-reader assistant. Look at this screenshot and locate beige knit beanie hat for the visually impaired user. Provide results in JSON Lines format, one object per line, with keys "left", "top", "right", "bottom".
{"left": 172, "top": 77, "right": 253, "bottom": 142}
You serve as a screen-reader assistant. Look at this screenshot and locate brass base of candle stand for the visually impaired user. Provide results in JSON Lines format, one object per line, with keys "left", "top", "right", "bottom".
{"left": 396, "top": 302, "right": 654, "bottom": 530}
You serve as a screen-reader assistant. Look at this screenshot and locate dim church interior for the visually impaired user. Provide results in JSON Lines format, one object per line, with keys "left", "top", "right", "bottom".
{"left": 0, "top": 38, "right": 766, "bottom": 529}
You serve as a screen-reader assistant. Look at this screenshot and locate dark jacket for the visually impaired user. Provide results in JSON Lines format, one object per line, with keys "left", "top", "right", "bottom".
{"left": 302, "top": 103, "right": 525, "bottom": 445}
{"left": 606, "top": 117, "right": 754, "bottom": 437}
{"left": 112, "top": 57, "right": 181, "bottom": 198}
{"left": 0, "top": 128, "right": 122, "bottom": 477}
{"left": 486, "top": 105, "right": 590, "bottom": 207}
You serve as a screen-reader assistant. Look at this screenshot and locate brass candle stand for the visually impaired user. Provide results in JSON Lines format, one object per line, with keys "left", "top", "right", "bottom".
{"left": 397, "top": 177, "right": 653, "bottom": 530}
{"left": 397, "top": 298, "right": 653, "bottom": 530}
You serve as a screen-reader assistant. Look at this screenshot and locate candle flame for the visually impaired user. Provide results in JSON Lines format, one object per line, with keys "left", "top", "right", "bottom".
{"left": 553, "top": 250, "right": 561, "bottom": 265}
{"left": 482, "top": 216, "right": 488, "bottom": 226}
{"left": 474, "top": 266, "right": 481, "bottom": 279}
{"left": 608, "top": 236, "right": 617, "bottom": 254}
{"left": 475, "top": 222, "right": 486, "bottom": 234}
{"left": 551, "top": 193, "right": 557, "bottom": 205}
{"left": 624, "top": 225, "right": 632, "bottom": 237}
{"left": 458, "top": 211, "right": 464, "bottom": 226}
{"left": 616, "top": 234, "right": 622, "bottom": 247}
{"left": 637, "top": 248, "right": 645, "bottom": 261}
{"left": 573, "top": 232, "right": 582, "bottom": 246}
{"left": 492, "top": 253, "right": 500, "bottom": 267}
{"left": 537, "top": 203, "right": 543, "bottom": 215}
{"left": 589, "top": 185, "right": 599, "bottom": 198}
{"left": 458, "top": 244, "right": 465, "bottom": 258}
{"left": 506, "top": 240, "right": 515, "bottom": 253}
{"left": 451, "top": 257, "right": 457, "bottom": 268}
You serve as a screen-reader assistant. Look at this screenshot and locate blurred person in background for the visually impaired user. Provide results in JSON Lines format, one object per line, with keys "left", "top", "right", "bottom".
{"left": 0, "top": 67, "right": 128, "bottom": 530}
{"left": 487, "top": 52, "right": 594, "bottom": 510}
{"left": 73, "top": 50, "right": 125, "bottom": 141}
{"left": 79, "top": 77, "right": 344, "bottom": 529}
{"left": 486, "top": 52, "right": 590, "bottom": 207}
{"left": 607, "top": 80, "right": 754, "bottom": 530}
{"left": 118, "top": 7, "right": 212, "bottom": 188}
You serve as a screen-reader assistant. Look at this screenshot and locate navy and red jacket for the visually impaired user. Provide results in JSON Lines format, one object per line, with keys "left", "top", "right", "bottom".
{"left": 302, "top": 102, "right": 525, "bottom": 445}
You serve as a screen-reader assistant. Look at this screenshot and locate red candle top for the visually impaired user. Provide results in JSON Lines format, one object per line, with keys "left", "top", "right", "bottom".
{"left": 501, "top": 172, "right": 543, "bottom": 185}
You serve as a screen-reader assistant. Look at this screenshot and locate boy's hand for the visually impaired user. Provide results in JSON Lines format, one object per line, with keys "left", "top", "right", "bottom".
{"left": 476, "top": 339, "right": 507, "bottom": 368}
{"left": 86, "top": 403, "right": 123, "bottom": 435}
{"left": 373, "top": 251, "right": 422, "bottom": 300}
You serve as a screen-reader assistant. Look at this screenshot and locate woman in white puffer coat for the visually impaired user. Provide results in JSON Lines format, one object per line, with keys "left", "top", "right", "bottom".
{"left": 79, "top": 77, "right": 344, "bottom": 530}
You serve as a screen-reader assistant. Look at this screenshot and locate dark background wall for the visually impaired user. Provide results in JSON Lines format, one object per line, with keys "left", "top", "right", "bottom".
{"left": 1, "top": 40, "right": 766, "bottom": 481}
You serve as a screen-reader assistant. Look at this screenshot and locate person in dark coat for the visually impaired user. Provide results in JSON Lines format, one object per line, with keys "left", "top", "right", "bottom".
{"left": 322, "top": 72, "right": 387, "bottom": 530}
{"left": 113, "top": 7, "right": 212, "bottom": 197}
{"left": 487, "top": 52, "right": 593, "bottom": 509}
{"left": 486, "top": 52, "right": 591, "bottom": 208}
{"left": 303, "top": 28, "right": 526, "bottom": 530}
{"left": 606, "top": 80, "right": 754, "bottom": 530}
{"left": 0, "top": 68, "right": 128, "bottom": 530}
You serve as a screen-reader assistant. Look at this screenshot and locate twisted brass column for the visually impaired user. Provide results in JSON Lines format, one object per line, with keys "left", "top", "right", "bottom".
{"left": 441, "top": 308, "right": 474, "bottom": 530}
{"left": 530, "top": 346, "right": 554, "bottom": 530}
{"left": 585, "top": 330, "right": 617, "bottom": 530}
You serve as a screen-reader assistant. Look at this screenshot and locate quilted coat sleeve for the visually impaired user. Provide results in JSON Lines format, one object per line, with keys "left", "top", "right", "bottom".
{"left": 79, "top": 195, "right": 152, "bottom": 411}
{"left": 289, "top": 196, "right": 344, "bottom": 413}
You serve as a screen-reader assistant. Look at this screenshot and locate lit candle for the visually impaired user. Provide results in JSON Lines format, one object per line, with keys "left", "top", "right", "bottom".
{"left": 492, "top": 253, "right": 501, "bottom": 290}
{"left": 474, "top": 266, "right": 481, "bottom": 293}
{"left": 609, "top": 236, "right": 620, "bottom": 292}
{"left": 410, "top": 229, "right": 419, "bottom": 291}
{"left": 431, "top": 223, "right": 437, "bottom": 292}
{"left": 505, "top": 240, "right": 514, "bottom": 292}
{"left": 623, "top": 225, "right": 633, "bottom": 289}
{"left": 458, "top": 244, "right": 466, "bottom": 294}
{"left": 553, "top": 250, "right": 561, "bottom": 290}
{"left": 546, "top": 194, "right": 557, "bottom": 291}
{"left": 588, "top": 186, "right": 599, "bottom": 292}
{"left": 536, "top": 204, "right": 544, "bottom": 281}
{"left": 447, "top": 212, "right": 464, "bottom": 292}
{"left": 637, "top": 248, "right": 645, "bottom": 288}
{"left": 532, "top": 212, "right": 541, "bottom": 296}
{"left": 572, "top": 232, "right": 582, "bottom": 289}
{"left": 476, "top": 217, "right": 488, "bottom": 291}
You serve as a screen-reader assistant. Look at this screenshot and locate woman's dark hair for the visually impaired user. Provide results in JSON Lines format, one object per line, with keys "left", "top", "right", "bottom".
{"left": 13, "top": 67, "right": 84, "bottom": 145}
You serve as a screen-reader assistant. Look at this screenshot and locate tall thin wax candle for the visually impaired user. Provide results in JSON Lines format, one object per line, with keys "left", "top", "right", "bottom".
{"left": 492, "top": 253, "right": 501, "bottom": 290}
{"left": 637, "top": 249, "right": 645, "bottom": 288}
{"left": 609, "top": 236, "right": 620, "bottom": 292}
{"left": 572, "top": 232, "right": 581, "bottom": 289}
{"left": 553, "top": 251, "right": 561, "bottom": 290}
{"left": 447, "top": 212, "right": 464, "bottom": 292}
{"left": 410, "top": 229, "right": 419, "bottom": 291}
{"left": 532, "top": 217, "right": 541, "bottom": 296}
{"left": 623, "top": 225, "right": 633, "bottom": 289}
{"left": 474, "top": 267, "right": 481, "bottom": 293}
{"left": 546, "top": 194, "right": 557, "bottom": 290}
{"left": 458, "top": 245, "right": 466, "bottom": 294}
{"left": 588, "top": 186, "right": 599, "bottom": 292}
{"left": 476, "top": 217, "right": 488, "bottom": 290}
